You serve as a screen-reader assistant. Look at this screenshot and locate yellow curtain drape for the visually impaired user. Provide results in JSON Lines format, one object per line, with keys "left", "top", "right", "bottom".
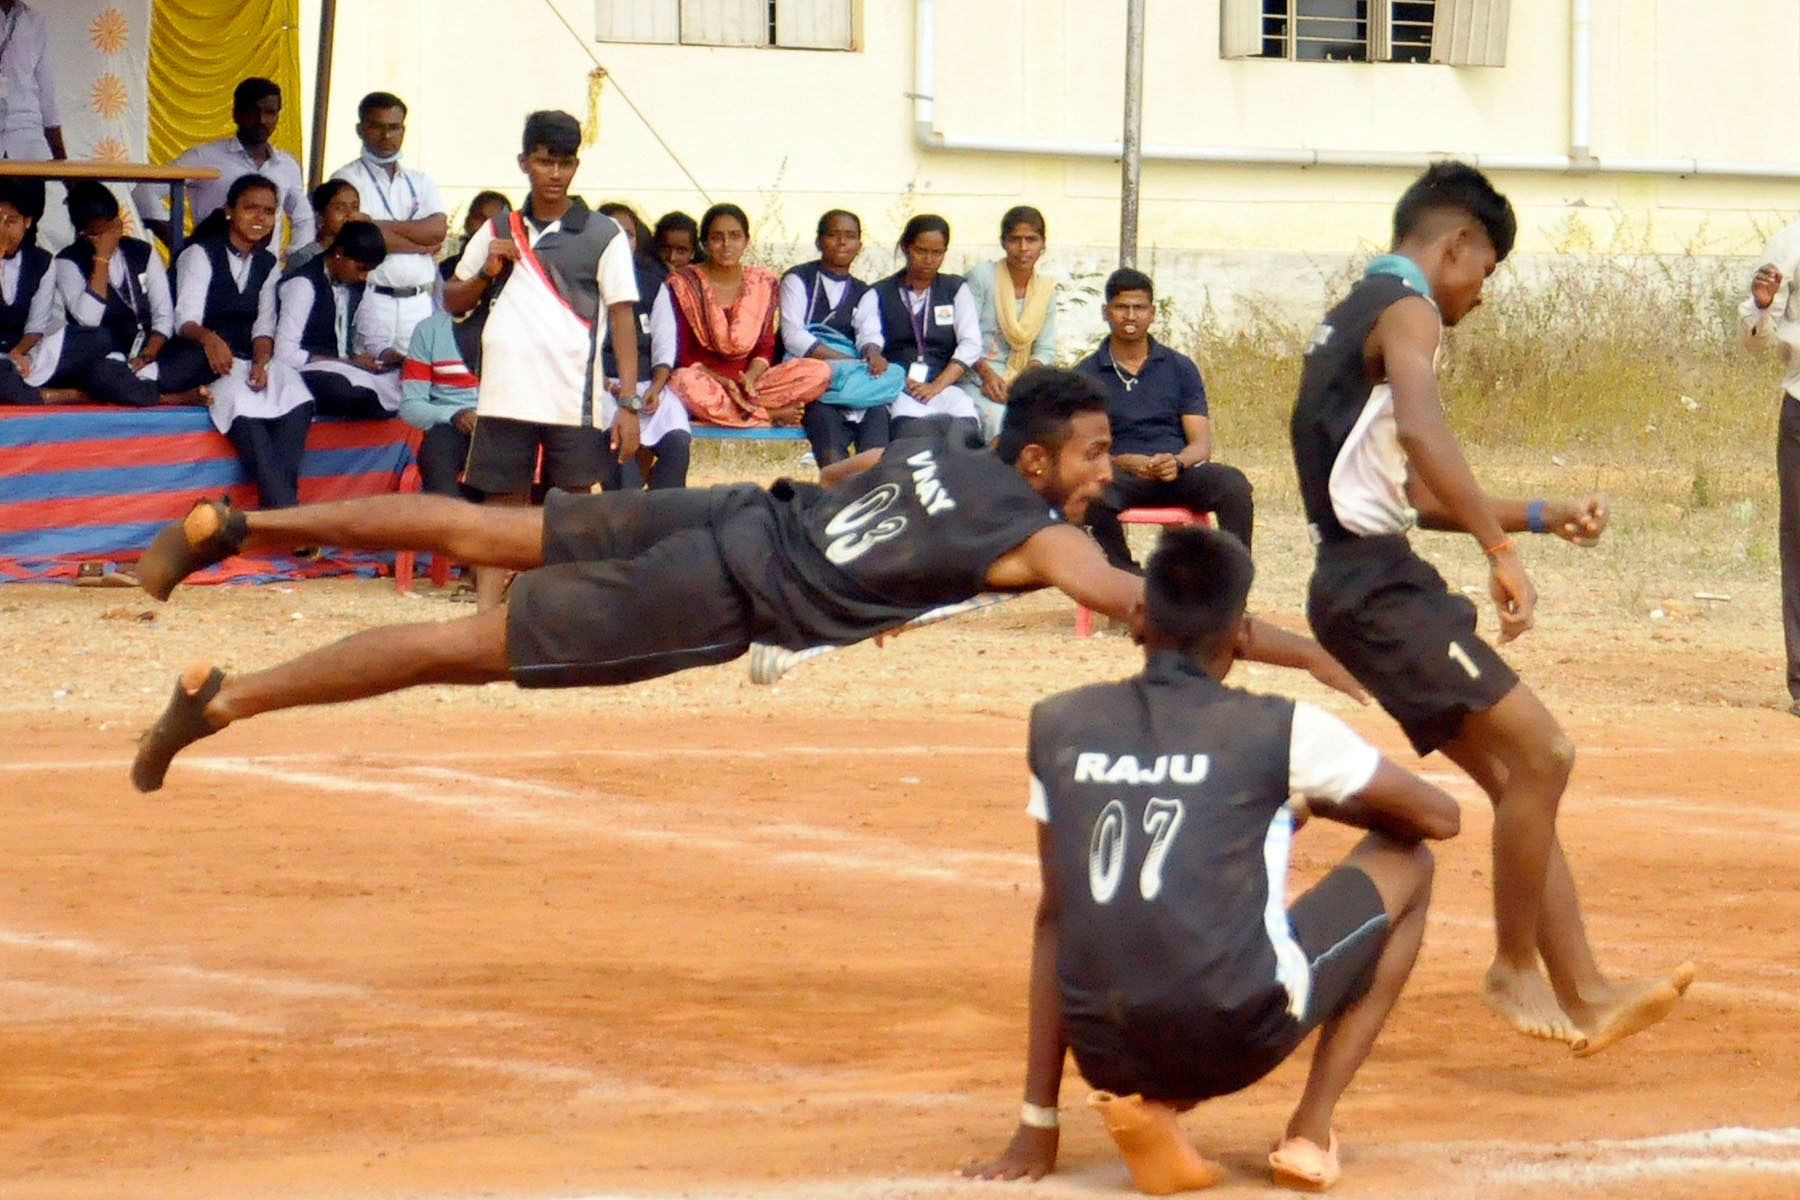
{"left": 148, "top": 0, "right": 303, "bottom": 166}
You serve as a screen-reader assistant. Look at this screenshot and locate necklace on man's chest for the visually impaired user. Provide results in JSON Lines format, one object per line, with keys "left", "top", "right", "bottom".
{"left": 1110, "top": 358, "right": 1143, "bottom": 392}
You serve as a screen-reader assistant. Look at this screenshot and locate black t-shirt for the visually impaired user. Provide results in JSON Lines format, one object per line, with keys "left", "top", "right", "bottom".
{"left": 1031, "top": 654, "right": 1301, "bottom": 1058}
{"left": 713, "top": 429, "right": 1059, "bottom": 648}
{"left": 1290, "top": 273, "right": 1416, "bottom": 543}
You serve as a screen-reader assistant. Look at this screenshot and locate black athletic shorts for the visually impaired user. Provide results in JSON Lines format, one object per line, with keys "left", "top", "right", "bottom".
{"left": 1069, "top": 865, "right": 1391, "bottom": 1103}
{"left": 505, "top": 486, "right": 760, "bottom": 688}
{"left": 463, "top": 415, "right": 611, "bottom": 497}
{"left": 1307, "top": 534, "right": 1518, "bottom": 756}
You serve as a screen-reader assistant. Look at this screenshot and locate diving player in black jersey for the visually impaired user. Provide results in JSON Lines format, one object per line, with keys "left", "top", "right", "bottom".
{"left": 964, "top": 527, "right": 1459, "bottom": 1193}
{"left": 1290, "top": 162, "right": 1693, "bottom": 1055}
{"left": 129, "top": 367, "right": 1363, "bottom": 792}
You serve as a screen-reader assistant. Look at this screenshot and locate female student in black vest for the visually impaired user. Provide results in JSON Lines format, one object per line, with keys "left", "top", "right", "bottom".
{"left": 596, "top": 201, "right": 690, "bottom": 490}
{"left": 853, "top": 213, "right": 984, "bottom": 443}
{"left": 51, "top": 181, "right": 179, "bottom": 408}
{"left": 162, "top": 174, "right": 316, "bottom": 509}
{"left": 274, "top": 220, "right": 399, "bottom": 419}
{"left": 779, "top": 209, "right": 893, "bottom": 466}
{"left": 0, "top": 180, "right": 86, "bottom": 405}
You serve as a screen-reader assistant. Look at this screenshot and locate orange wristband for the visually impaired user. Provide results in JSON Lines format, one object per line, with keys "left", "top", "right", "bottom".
{"left": 1483, "top": 536, "right": 1515, "bottom": 558}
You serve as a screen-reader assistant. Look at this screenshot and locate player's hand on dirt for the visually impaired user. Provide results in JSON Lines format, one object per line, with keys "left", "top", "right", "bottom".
{"left": 248, "top": 360, "right": 269, "bottom": 391}
{"left": 483, "top": 238, "right": 520, "bottom": 277}
{"left": 1753, "top": 264, "right": 1783, "bottom": 309}
{"left": 960, "top": 1124, "right": 1058, "bottom": 1182}
{"left": 1488, "top": 548, "right": 1537, "bottom": 643}
{"left": 1549, "top": 495, "right": 1608, "bottom": 546}
{"left": 610, "top": 408, "right": 641, "bottom": 461}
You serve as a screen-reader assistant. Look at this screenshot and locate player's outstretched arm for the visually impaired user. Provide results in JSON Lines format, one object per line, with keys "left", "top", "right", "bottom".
{"left": 1242, "top": 619, "right": 1368, "bottom": 704}
{"left": 1410, "top": 474, "right": 1609, "bottom": 547}
{"left": 818, "top": 448, "right": 883, "bottom": 487}
{"left": 996, "top": 524, "right": 1146, "bottom": 635}
{"left": 962, "top": 825, "right": 1065, "bottom": 1182}
{"left": 1304, "top": 758, "right": 1462, "bottom": 843}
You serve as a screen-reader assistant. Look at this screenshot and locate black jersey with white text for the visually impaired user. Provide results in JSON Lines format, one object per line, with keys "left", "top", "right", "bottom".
{"left": 714, "top": 429, "right": 1060, "bottom": 648}
{"left": 1291, "top": 273, "right": 1424, "bottom": 543}
{"left": 1029, "top": 653, "right": 1308, "bottom": 1058}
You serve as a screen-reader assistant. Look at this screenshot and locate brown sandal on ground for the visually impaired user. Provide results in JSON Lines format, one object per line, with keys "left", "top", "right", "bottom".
{"left": 1269, "top": 1130, "right": 1340, "bottom": 1191}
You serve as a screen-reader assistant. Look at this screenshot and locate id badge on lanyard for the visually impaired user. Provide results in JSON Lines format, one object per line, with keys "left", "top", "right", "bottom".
{"left": 907, "top": 290, "right": 933, "bottom": 381}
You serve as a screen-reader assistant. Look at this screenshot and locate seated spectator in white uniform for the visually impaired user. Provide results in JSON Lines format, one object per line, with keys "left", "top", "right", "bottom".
{"left": 282, "top": 179, "right": 361, "bottom": 279}
{"left": 275, "top": 220, "right": 400, "bottom": 420}
{"left": 0, "top": 180, "right": 83, "bottom": 405}
{"left": 52, "top": 180, "right": 184, "bottom": 408}
{"left": 399, "top": 308, "right": 480, "bottom": 500}
{"left": 780, "top": 208, "right": 894, "bottom": 467}
{"left": 330, "top": 91, "right": 447, "bottom": 360}
{"left": 596, "top": 200, "right": 688, "bottom": 490}
{"left": 134, "top": 78, "right": 312, "bottom": 258}
{"left": 963, "top": 205, "right": 1059, "bottom": 442}
{"left": 855, "top": 213, "right": 984, "bottom": 444}
{"left": 159, "top": 174, "right": 315, "bottom": 509}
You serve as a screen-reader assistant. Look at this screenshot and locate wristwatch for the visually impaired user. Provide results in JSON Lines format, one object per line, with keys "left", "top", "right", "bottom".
{"left": 615, "top": 390, "right": 644, "bottom": 412}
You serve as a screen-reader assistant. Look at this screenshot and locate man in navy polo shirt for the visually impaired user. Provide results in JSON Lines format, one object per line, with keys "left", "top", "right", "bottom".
{"left": 1074, "top": 268, "right": 1253, "bottom": 568}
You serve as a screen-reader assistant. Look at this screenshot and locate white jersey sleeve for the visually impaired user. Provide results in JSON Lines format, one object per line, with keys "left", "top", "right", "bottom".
{"left": 1287, "top": 702, "right": 1381, "bottom": 803}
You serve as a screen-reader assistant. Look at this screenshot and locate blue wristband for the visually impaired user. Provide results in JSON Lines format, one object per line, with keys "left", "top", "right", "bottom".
{"left": 1526, "top": 499, "right": 1547, "bottom": 535}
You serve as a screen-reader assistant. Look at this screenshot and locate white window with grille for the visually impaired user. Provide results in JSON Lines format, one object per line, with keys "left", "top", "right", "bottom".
{"left": 596, "top": 0, "right": 855, "bottom": 49}
{"left": 1221, "top": 0, "right": 1507, "bottom": 66}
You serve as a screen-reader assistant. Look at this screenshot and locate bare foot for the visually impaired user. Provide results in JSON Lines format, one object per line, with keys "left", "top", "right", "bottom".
{"left": 1571, "top": 963, "right": 1697, "bottom": 1057}
{"left": 1088, "top": 1091, "right": 1225, "bottom": 1194}
{"left": 1481, "top": 961, "right": 1580, "bottom": 1044}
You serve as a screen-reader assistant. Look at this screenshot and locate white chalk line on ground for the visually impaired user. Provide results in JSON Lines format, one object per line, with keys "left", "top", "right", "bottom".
{"left": 456, "top": 1127, "right": 1800, "bottom": 1199}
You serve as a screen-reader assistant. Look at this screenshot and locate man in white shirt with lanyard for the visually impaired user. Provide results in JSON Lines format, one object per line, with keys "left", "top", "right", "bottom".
{"left": 330, "top": 91, "right": 446, "bottom": 362}
{"left": 134, "top": 78, "right": 311, "bottom": 258}
{"left": 0, "top": 0, "right": 62, "bottom": 163}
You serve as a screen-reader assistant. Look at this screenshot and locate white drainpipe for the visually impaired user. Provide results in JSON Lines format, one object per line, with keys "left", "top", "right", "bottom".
{"left": 911, "top": 0, "right": 1800, "bottom": 181}
{"left": 1570, "top": 0, "right": 1592, "bottom": 162}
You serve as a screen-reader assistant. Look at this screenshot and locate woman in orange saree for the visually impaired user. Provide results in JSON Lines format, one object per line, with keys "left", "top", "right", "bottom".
{"left": 644, "top": 203, "right": 829, "bottom": 428}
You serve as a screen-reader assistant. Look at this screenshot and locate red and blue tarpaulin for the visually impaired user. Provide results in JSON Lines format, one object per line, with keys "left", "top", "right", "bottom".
{"left": 0, "top": 406, "right": 417, "bottom": 584}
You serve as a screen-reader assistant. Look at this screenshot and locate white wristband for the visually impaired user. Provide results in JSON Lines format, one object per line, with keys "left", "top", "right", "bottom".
{"left": 1019, "top": 1101, "right": 1059, "bottom": 1129}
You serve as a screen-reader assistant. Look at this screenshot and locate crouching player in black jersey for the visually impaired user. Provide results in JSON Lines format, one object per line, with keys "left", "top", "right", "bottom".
{"left": 965, "top": 527, "right": 1459, "bottom": 1194}
{"left": 129, "top": 367, "right": 1363, "bottom": 792}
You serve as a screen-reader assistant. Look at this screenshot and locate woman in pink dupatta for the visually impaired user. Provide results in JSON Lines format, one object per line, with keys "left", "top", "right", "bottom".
{"left": 644, "top": 203, "right": 829, "bottom": 427}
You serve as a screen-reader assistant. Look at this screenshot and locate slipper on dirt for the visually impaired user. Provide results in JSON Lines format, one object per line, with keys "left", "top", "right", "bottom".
{"left": 137, "top": 497, "right": 248, "bottom": 601}
{"left": 1269, "top": 1130, "right": 1339, "bottom": 1191}
{"left": 132, "top": 664, "right": 225, "bottom": 793}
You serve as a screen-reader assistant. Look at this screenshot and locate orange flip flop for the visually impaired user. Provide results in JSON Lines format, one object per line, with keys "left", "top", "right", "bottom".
{"left": 1269, "top": 1130, "right": 1340, "bottom": 1191}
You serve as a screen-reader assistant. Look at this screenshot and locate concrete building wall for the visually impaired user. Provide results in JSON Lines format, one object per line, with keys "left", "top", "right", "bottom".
{"left": 294, "top": 0, "right": 1799, "bottom": 346}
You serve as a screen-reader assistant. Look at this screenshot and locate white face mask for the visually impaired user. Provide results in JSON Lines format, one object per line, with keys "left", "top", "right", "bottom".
{"left": 360, "top": 146, "right": 402, "bottom": 167}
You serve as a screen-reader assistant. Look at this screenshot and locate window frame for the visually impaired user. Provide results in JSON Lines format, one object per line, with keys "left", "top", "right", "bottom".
{"left": 594, "top": 0, "right": 859, "bottom": 51}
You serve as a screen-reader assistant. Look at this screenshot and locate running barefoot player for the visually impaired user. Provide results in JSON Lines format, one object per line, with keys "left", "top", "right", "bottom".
{"left": 965, "top": 527, "right": 1458, "bottom": 1193}
{"left": 1290, "top": 161, "right": 1694, "bottom": 1055}
{"left": 130, "top": 368, "right": 1364, "bottom": 792}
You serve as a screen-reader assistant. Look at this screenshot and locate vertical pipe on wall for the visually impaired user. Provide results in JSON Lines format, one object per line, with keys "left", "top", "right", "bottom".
{"left": 1570, "top": 0, "right": 1592, "bottom": 163}
{"left": 1119, "top": 0, "right": 1146, "bottom": 268}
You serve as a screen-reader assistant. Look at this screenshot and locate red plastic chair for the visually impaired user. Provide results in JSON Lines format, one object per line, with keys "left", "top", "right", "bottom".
{"left": 1074, "top": 506, "right": 1213, "bottom": 636}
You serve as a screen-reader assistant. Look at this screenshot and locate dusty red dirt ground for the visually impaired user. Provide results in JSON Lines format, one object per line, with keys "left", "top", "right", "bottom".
{"left": 4, "top": 505, "right": 1799, "bottom": 1197}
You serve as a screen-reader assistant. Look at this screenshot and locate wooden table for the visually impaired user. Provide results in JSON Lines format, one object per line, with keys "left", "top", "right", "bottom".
{"left": 0, "top": 161, "right": 221, "bottom": 255}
